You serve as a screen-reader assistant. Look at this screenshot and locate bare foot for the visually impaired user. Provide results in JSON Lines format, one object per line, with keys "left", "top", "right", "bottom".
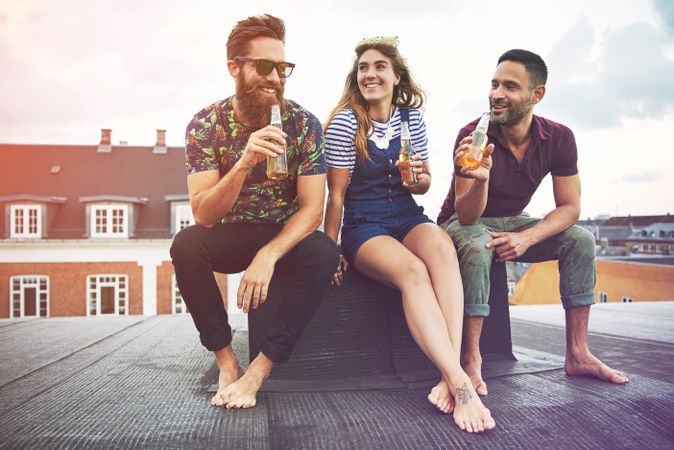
{"left": 221, "top": 353, "right": 273, "bottom": 409}
{"left": 210, "top": 348, "right": 244, "bottom": 407}
{"left": 462, "top": 356, "right": 488, "bottom": 396}
{"left": 428, "top": 378, "right": 454, "bottom": 414}
{"left": 565, "top": 352, "right": 629, "bottom": 384}
{"left": 452, "top": 381, "right": 496, "bottom": 433}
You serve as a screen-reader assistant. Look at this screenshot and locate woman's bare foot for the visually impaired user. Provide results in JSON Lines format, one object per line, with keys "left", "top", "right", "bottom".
{"left": 211, "top": 346, "right": 244, "bottom": 407}
{"left": 452, "top": 381, "right": 496, "bottom": 433}
{"left": 565, "top": 351, "right": 629, "bottom": 384}
{"left": 461, "top": 355, "right": 488, "bottom": 396}
{"left": 428, "top": 378, "right": 454, "bottom": 414}
{"left": 221, "top": 353, "right": 273, "bottom": 409}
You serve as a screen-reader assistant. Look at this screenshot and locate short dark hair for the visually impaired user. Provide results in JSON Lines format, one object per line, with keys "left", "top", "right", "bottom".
{"left": 497, "top": 49, "right": 548, "bottom": 88}
{"left": 226, "top": 14, "right": 285, "bottom": 60}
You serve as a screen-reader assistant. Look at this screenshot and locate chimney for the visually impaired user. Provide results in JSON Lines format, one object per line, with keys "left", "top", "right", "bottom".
{"left": 98, "top": 129, "right": 112, "bottom": 153}
{"left": 153, "top": 129, "right": 167, "bottom": 154}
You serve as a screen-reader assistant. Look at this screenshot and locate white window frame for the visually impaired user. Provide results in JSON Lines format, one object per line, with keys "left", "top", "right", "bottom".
{"left": 91, "top": 204, "right": 129, "bottom": 238}
{"left": 10, "top": 275, "right": 49, "bottom": 318}
{"left": 597, "top": 291, "right": 608, "bottom": 303}
{"left": 174, "top": 203, "right": 195, "bottom": 234}
{"left": 86, "top": 274, "right": 128, "bottom": 316}
{"left": 10, "top": 204, "right": 42, "bottom": 238}
{"left": 172, "top": 275, "right": 189, "bottom": 314}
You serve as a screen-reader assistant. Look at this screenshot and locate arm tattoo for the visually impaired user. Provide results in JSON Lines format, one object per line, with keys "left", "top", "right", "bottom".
{"left": 456, "top": 382, "right": 473, "bottom": 405}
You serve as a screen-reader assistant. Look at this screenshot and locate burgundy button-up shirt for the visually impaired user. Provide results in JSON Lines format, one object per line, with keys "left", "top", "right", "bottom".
{"left": 437, "top": 115, "right": 578, "bottom": 224}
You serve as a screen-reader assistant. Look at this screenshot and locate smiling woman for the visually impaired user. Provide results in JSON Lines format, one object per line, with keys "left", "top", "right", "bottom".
{"left": 322, "top": 37, "right": 496, "bottom": 434}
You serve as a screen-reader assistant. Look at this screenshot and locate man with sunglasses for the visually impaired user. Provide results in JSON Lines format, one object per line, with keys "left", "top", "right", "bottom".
{"left": 171, "top": 14, "right": 338, "bottom": 410}
{"left": 437, "top": 49, "right": 628, "bottom": 399}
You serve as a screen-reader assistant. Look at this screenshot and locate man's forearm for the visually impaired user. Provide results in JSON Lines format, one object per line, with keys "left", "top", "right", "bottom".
{"left": 522, "top": 204, "right": 580, "bottom": 245}
{"left": 257, "top": 206, "right": 323, "bottom": 263}
{"left": 456, "top": 178, "right": 488, "bottom": 225}
{"left": 193, "top": 164, "right": 249, "bottom": 227}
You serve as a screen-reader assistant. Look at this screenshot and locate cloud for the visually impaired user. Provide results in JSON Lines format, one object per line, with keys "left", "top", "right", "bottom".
{"left": 542, "top": 20, "right": 674, "bottom": 128}
{"left": 653, "top": 0, "right": 674, "bottom": 36}
{"left": 614, "top": 171, "right": 663, "bottom": 183}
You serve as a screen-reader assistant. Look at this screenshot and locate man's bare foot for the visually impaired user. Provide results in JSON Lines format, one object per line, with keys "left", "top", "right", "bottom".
{"left": 211, "top": 346, "right": 244, "bottom": 407}
{"left": 452, "top": 380, "right": 496, "bottom": 433}
{"left": 461, "top": 355, "right": 488, "bottom": 396}
{"left": 565, "top": 352, "right": 629, "bottom": 384}
{"left": 428, "top": 378, "right": 454, "bottom": 414}
{"left": 221, "top": 353, "right": 273, "bottom": 409}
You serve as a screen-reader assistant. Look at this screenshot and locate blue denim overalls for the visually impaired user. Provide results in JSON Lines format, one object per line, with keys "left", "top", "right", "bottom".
{"left": 340, "top": 108, "right": 432, "bottom": 263}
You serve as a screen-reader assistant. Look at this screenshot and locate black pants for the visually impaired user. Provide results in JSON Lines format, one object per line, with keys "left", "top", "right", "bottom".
{"left": 170, "top": 223, "right": 338, "bottom": 363}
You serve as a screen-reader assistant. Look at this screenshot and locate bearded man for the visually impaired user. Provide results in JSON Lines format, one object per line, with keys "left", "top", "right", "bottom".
{"left": 171, "top": 14, "right": 338, "bottom": 409}
{"left": 437, "top": 49, "right": 628, "bottom": 398}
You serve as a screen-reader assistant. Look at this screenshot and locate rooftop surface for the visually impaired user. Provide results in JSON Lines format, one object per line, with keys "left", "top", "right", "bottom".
{"left": 1, "top": 302, "right": 673, "bottom": 449}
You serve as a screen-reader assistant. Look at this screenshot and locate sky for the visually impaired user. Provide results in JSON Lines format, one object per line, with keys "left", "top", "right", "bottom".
{"left": 1, "top": 0, "right": 673, "bottom": 221}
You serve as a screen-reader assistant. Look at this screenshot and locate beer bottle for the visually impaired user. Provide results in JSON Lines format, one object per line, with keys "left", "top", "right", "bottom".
{"left": 460, "top": 112, "right": 490, "bottom": 170}
{"left": 266, "top": 104, "right": 288, "bottom": 180}
{"left": 398, "top": 120, "right": 419, "bottom": 187}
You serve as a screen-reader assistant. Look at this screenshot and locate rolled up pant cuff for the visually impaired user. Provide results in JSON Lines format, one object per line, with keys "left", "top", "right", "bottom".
{"left": 201, "top": 333, "right": 233, "bottom": 352}
{"left": 465, "top": 303, "right": 490, "bottom": 318}
{"left": 561, "top": 293, "right": 595, "bottom": 310}
{"left": 259, "top": 339, "right": 291, "bottom": 363}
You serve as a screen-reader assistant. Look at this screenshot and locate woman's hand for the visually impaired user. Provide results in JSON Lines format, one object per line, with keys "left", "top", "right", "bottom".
{"left": 407, "top": 153, "right": 426, "bottom": 176}
{"left": 332, "top": 254, "right": 350, "bottom": 286}
{"left": 397, "top": 154, "right": 431, "bottom": 194}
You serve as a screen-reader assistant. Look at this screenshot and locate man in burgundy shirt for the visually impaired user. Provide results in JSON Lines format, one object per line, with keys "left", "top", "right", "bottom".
{"left": 438, "top": 49, "right": 628, "bottom": 397}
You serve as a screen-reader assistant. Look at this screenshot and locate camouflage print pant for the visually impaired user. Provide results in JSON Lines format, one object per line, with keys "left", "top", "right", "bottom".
{"left": 441, "top": 213, "right": 596, "bottom": 317}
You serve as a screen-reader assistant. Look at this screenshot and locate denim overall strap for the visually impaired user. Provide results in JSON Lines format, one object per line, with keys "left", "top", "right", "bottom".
{"left": 344, "top": 108, "right": 411, "bottom": 203}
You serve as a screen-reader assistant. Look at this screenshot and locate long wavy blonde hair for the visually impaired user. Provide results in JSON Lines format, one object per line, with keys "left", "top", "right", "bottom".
{"left": 326, "top": 42, "right": 425, "bottom": 164}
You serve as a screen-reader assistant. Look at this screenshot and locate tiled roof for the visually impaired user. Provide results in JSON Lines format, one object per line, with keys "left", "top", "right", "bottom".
{"left": 603, "top": 215, "right": 674, "bottom": 226}
{"left": 0, "top": 143, "right": 188, "bottom": 239}
{"left": 628, "top": 223, "right": 674, "bottom": 241}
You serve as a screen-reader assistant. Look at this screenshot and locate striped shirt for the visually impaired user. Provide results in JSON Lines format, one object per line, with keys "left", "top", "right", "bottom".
{"left": 325, "top": 107, "right": 429, "bottom": 171}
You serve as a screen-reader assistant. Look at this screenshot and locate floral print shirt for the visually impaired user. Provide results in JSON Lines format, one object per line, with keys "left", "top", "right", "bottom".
{"left": 185, "top": 97, "right": 326, "bottom": 224}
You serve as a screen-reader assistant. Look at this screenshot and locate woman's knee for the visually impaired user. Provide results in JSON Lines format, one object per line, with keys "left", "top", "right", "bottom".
{"left": 401, "top": 257, "right": 432, "bottom": 287}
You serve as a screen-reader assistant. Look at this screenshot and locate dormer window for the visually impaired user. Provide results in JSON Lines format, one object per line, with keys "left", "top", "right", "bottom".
{"left": 80, "top": 196, "right": 147, "bottom": 239}
{"left": 165, "top": 195, "right": 194, "bottom": 235}
{"left": 10, "top": 204, "right": 41, "bottom": 238}
{"left": 175, "top": 203, "right": 195, "bottom": 234}
{"left": 91, "top": 204, "right": 128, "bottom": 238}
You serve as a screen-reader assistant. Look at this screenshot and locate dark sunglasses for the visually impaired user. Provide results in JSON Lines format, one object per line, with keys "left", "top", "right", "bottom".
{"left": 233, "top": 56, "right": 295, "bottom": 78}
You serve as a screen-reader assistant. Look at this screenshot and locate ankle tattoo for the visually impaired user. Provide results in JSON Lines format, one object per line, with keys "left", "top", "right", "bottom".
{"left": 457, "top": 382, "right": 473, "bottom": 405}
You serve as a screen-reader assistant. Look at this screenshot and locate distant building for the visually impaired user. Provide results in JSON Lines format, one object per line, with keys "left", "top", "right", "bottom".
{"left": 509, "top": 257, "right": 674, "bottom": 306}
{"left": 623, "top": 223, "right": 674, "bottom": 255}
{"left": 0, "top": 130, "right": 233, "bottom": 320}
{"left": 580, "top": 215, "right": 674, "bottom": 256}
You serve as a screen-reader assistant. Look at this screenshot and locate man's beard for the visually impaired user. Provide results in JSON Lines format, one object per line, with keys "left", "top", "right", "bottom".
{"left": 490, "top": 97, "right": 533, "bottom": 126}
{"left": 235, "top": 75, "right": 285, "bottom": 130}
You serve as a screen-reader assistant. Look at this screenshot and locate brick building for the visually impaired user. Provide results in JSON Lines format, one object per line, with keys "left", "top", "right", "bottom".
{"left": 0, "top": 130, "right": 234, "bottom": 320}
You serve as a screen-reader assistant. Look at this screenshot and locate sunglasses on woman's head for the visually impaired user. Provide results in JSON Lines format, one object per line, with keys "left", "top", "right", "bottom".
{"left": 233, "top": 56, "right": 295, "bottom": 78}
